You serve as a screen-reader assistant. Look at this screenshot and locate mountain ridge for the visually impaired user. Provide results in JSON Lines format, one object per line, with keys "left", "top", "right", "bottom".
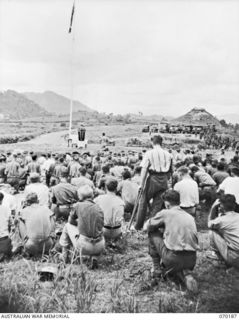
{"left": 23, "top": 91, "right": 94, "bottom": 115}
{"left": 0, "top": 90, "right": 50, "bottom": 119}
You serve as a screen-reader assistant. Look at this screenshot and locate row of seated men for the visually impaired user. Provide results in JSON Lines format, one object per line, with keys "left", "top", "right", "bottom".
{"left": 0, "top": 147, "right": 239, "bottom": 292}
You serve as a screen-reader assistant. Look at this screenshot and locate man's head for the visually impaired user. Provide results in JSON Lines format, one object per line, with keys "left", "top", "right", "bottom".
{"left": 134, "top": 166, "right": 141, "bottom": 175}
{"left": 79, "top": 166, "right": 87, "bottom": 176}
{"left": 60, "top": 167, "right": 69, "bottom": 179}
{"left": 25, "top": 192, "right": 39, "bottom": 206}
{"left": 217, "top": 162, "right": 225, "bottom": 171}
{"left": 105, "top": 177, "right": 118, "bottom": 193}
{"left": 162, "top": 190, "right": 180, "bottom": 209}
{"left": 152, "top": 135, "right": 163, "bottom": 146}
{"left": 122, "top": 170, "right": 131, "bottom": 180}
{"left": 220, "top": 194, "right": 236, "bottom": 213}
{"left": 0, "top": 192, "right": 4, "bottom": 205}
{"left": 231, "top": 167, "right": 239, "bottom": 177}
{"left": 190, "top": 165, "right": 199, "bottom": 173}
{"left": 233, "top": 156, "right": 239, "bottom": 163}
{"left": 177, "top": 166, "right": 189, "bottom": 180}
{"left": 77, "top": 185, "right": 93, "bottom": 201}
{"left": 32, "top": 154, "right": 37, "bottom": 161}
{"left": 102, "top": 164, "right": 110, "bottom": 174}
{"left": 29, "top": 173, "right": 40, "bottom": 184}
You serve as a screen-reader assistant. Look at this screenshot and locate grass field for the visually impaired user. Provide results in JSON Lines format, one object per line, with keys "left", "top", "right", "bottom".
{"left": 0, "top": 216, "right": 239, "bottom": 313}
{"left": 0, "top": 124, "right": 238, "bottom": 313}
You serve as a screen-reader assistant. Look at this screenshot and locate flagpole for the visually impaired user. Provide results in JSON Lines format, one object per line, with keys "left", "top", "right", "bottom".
{"left": 69, "top": 0, "right": 76, "bottom": 138}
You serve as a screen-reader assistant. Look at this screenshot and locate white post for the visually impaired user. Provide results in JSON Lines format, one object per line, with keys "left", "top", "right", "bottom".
{"left": 69, "top": 0, "right": 77, "bottom": 138}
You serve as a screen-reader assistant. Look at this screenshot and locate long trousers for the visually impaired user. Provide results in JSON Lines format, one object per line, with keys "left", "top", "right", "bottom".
{"left": 149, "top": 231, "right": 196, "bottom": 274}
{"left": 135, "top": 173, "right": 168, "bottom": 230}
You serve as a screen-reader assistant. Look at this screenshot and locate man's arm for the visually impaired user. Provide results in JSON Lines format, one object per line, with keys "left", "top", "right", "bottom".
{"left": 68, "top": 206, "right": 78, "bottom": 226}
{"left": 147, "top": 211, "right": 165, "bottom": 232}
{"left": 140, "top": 167, "right": 148, "bottom": 190}
{"left": 140, "top": 152, "right": 150, "bottom": 189}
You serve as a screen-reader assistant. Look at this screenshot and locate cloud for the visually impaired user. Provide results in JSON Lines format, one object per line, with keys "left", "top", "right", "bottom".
{"left": 0, "top": 0, "right": 239, "bottom": 116}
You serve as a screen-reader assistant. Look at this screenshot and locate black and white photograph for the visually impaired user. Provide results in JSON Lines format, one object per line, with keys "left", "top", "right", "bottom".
{"left": 0, "top": 0, "right": 239, "bottom": 315}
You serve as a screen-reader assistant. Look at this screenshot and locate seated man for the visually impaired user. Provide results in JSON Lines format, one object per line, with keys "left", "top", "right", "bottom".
{"left": 212, "top": 162, "right": 229, "bottom": 187}
{"left": 18, "top": 193, "right": 55, "bottom": 256}
{"left": 191, "top": 165, "right": 216, "bottom": 189}
{"left": 24, "top": 173, "right": 50, "bottom": 207}
{"left": 59, "top": 185, "right": 105, "bottom": 269}
{"left": 117, "top": 170, "right": 139, "bottom": 214}
{"left": 0, "top": 192, "right": 12, "bottom": 261}
{"left": 95, "top": 177, "right": 125, "bottom": 241}
{"left": 217, "top": 167, "right": 239, "bottom": 212}
{"left": 174, "top": 166, "right": 199, "bottom": 216}
{"left": 50, "top": 171, "right": 78, "bottom": 220}
{"left": 71, "top": 166, "right": 94, "bottom": 190}
{"left": 144, "top": 190, "right": 198, "bottom": 292}
{"left": 208, "top": 194, "right": 239, "bottom": 269}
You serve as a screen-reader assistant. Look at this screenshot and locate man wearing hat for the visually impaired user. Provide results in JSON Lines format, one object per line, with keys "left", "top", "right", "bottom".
{"left": 24, "top": 173, "right": 50, "bottom": 207}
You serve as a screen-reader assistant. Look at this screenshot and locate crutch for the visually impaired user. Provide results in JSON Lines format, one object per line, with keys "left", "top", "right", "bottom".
{"left": 128, "top": 174, "right": 148, "bottom": 231}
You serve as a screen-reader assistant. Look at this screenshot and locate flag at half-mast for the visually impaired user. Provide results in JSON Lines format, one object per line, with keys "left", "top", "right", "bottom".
{"left": 68, "top": 1, "right": 75, "bottom": 33}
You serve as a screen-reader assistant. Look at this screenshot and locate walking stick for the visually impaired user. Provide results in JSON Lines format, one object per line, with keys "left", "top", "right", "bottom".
{"left": 128, "top": 174, "right": 148, "bottom": 230}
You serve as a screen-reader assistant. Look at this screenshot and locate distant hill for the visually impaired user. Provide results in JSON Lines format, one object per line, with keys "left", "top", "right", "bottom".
{"left": 0, "top": 90, "right": 50, "bottom": 120}
{"left": 23, "top": 91, "right": 94, "bottom": 115}
{"left": 172, "top": 107, "right": 221, "bottom": 127}
{"left": 218, "top": 113, "right": 239, "bottom": 125}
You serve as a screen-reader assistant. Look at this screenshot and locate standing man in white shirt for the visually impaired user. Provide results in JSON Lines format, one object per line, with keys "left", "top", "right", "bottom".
{"left": 218, "top": 167, "right": 239, "bottom": 212}
{"left": 174, "top": 167, "right": 199, "bottom": 216}
{"left": 135, "top": 135, "right": 173, "bottom": 230}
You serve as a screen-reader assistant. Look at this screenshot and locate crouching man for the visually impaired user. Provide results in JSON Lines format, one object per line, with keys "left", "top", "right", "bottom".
{"left": 59, "top": 185, "right": 105, "bottom": 269}
{"left": 0, "top": 192, "right": 12, "bottom": 261}
{"left": 95, "top": 177, "right": 125, "bottom": 241}
{"left": 18, "top": 192, "right": 55, "bottom": 256}
{"left": 208, "top": 194, "right": 239, "bottom": 269}
{"left": 144, "top": 190, "right": 199, "bottom": 292}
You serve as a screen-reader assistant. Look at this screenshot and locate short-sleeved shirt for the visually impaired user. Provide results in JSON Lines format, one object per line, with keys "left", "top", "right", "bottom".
{"left": 140, "top": 145, "right": 172, "bottom": 173}
{"left": 194, "top": 170, "right": 216, "bottom": 186}
{"left": 117, "top": 180, "right": 139, "bottom": 206}
{"left": 218, "top": 177, "right": 239, "bottom": 204}
{"left": 1, "top": 190, "right": 17, "bottom": 212}
{"left": 71, "top": 176, "right": 94, "bottom": 189}
{"left": 174, "top": 177, "right": 199, "bottom": 208}
{"left": 69, "top": 161, "right": 81, "bottom": 178}
{"left": 70, "top": 200, "right": 104, "bottom": 238}
{"left": 19, "top": 204, "right": 54, "bottom": 240}
{"left": 212, "top": 171, "right": 229, "bottom": 186}
{"left": 0, "top": 205, "right": 11, "bottom": 238}
{"left": 5, "top": 160, "right": 20, "bottom": 177}
{"left": 25, "top": 183, "right": 49, "bottom": 207}
{"left": 148, "top": 206, "right": 199, "bottom": 251}
{"left": 51, "top": 183, "right": 78, "bottom": 205}
{"left": 208, "top": 212, "right": 239, "bottom": 252}
{"left": 94, "top": 193, "right": 125, "bottom": 227}
{"left": 27, "top": 162, "right": 41, "bottom": 174}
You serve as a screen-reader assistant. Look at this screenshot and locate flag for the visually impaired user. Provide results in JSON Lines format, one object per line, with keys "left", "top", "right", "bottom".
{"left": 68, "top": 1, "right": 75, "bottom": 33}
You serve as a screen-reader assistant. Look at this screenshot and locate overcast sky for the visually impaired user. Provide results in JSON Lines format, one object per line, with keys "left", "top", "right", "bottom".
{"left": 0, "top": 0, "right": 239, "bottom": 116}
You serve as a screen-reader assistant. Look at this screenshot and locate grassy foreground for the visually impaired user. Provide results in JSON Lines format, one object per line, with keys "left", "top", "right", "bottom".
{"left": 0, "top": 228, "right": 239, "bottom": 313}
